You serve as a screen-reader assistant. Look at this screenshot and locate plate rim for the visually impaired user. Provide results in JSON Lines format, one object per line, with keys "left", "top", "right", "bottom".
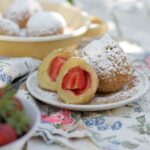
{"left": 26, "top": 71, "right": 149, "bottom": 111}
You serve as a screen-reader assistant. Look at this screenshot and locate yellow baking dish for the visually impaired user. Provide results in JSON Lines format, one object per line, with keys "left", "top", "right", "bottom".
{"left": 0, "top": 0, "right": 107, "bottom": 59}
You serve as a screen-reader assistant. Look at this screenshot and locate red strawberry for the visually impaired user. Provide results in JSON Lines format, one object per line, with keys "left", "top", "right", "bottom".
{"left": 62, "top": 67, "right": 86, "bottom": 90}
{"left": 84, "top": 72, "right": 92, "bottom": 89}
{"left": 0, "top": 124, "right": 17, "bottom": 146}
{"left": 74, "top": 72, "right": 92, "bottom": 95}
{"left": 0, "top": 89, "right": 4, "bottom": 97}
{"left": 49, "top": 56, "right": 66, "bottom": 81}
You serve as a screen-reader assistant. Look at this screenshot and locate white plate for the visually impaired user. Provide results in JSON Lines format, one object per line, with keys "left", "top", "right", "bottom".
{"left": 26, "top": 71, "right": 149, "bottom": 111}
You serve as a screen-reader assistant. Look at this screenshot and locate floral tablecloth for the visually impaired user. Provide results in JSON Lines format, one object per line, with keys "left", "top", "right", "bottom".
{"left": 1, "top": 51, "right": 150, "bottom": 150}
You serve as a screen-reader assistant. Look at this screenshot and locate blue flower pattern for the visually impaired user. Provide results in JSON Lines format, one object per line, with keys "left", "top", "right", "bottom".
{"left": 111, "top": 121, "right": 122, "bottom": 130}
{"left": 0, "top": 55, "right": 148, "bottom": 149}
{"left": 84, "top": 117, "right": 122, "bottom": 131}
{"left": 97, "top": 124, "right": 109, "bottom": 131}
{"left": 134, "top": 107, "right": 142, "bottom": 113}
{"left": 96, "top": 117, "right": 105, "bottom": 125}
{"left": 84, "top": 118, "right": 96, "bottom": 126}
{"left": 0, "top": 73, "right": 12, "bottom": 83}
{"left": 0, "top": 67, "right": 12, "bottom": 84}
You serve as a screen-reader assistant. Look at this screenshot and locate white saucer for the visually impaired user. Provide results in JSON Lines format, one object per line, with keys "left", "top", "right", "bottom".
{"left": 26, "top": 71, "right": 149, "bottom": 111}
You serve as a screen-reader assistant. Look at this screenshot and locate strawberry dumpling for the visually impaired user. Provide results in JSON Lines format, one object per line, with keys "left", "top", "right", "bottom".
{"left": 80, "top": 35, "right": 132, "bottom": 93}
{"left": 0, "top": 17, "right": 20, "bottom": 36}
{"left": 26, "top": 11, "right": 66, "bottom": 37}
{"left": 57, "top": 57, "right": 98, "bottom": 104}
{"left": 37, "top": 49, "right": 74, "bottom": 91}
{"left": 4, "top": 0, "right": 42, "bottom": 28}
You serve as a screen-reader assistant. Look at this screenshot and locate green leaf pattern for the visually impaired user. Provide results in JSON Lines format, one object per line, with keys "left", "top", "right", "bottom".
{"left": 2, "top": 52, "right": 150, "bottom": 149}
{"left": 129, "top": 115, "right": 150, "bottom": 135}
{"left": 121, "top": 141, "right": 138, "bottom": 149}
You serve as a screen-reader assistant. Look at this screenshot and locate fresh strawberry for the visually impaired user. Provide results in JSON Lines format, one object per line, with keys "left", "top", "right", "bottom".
{"left": 74, "top": 72, "right": 92, "bottom": 95}
{"left": 84, "top": 72, "right": 92, "bottom": 89}
{"left": 49, "top": 56, "right": 66, "bottom": 81}
{"left": 0, "top": 89, "right": 4, "bottom": 97}
{"left": 0, "top": 124, "right": 17, "bottom": 146}
{"left": 62, "top": 67, "right": 86, "bottom": 90}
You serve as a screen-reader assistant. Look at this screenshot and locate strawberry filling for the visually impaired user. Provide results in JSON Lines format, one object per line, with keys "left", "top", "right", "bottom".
{"left": 49, "top": 56, "right": 66, "bottom": 81}
{"left": 62, "top": 67, "right": 92, "bottom": 95}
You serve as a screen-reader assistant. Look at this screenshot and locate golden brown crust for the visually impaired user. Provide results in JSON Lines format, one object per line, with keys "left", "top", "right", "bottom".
{"left": 80, "top": 35, "right": 132, "bottom": 93}
{"left": 18, "top": 16, "right": 29, "bottom": 28}
{"left": 98, "top": 69, "right": 132, "bottom": 93}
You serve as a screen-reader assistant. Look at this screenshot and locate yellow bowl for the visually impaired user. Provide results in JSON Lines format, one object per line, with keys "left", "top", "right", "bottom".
{"left": 0, "top": 0, "right": 107, "bottom": 59}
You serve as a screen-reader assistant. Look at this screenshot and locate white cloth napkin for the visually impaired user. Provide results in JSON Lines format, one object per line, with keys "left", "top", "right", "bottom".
{"left": 1, "top": 54, "right": 150, "bottom": 150}
{"left": 0, "top": 57, "right": 41, "bottom": 88}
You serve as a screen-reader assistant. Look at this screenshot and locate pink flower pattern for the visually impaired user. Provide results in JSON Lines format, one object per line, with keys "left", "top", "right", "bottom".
{"left": 145, "top": 56, "right": 150, "bottom": 70}
{"left": 135, "top": 64, "right": 143, "bottom": 70}
{"left": 41, "top": 110, "right": 75, "bottom": 125}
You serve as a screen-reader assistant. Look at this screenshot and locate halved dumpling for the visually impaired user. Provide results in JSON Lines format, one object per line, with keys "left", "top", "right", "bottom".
{"left": 57, "top": 57, "right": 98, "bottom": 104}
{"left": 37, "top": 49, "right": 74, "bottom": 91}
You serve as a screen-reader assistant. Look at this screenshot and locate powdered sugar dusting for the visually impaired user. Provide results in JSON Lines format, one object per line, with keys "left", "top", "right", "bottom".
{"left": 4, "top": 0, "right": 42, "bottom": 25}
{"left": 27, "top": 11, "right": 66, "bottom": 37}
{"left": 0, "top": 17, "right": 20, "bottom": 36}
{"left": 80, "top": 35, "right": 131, "bottom": 78}
{"left": 91, "top": 71, "right": 144, "bottom": 104}
{"left": 28, "top": 70, "right": 147, "bottom": 109}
